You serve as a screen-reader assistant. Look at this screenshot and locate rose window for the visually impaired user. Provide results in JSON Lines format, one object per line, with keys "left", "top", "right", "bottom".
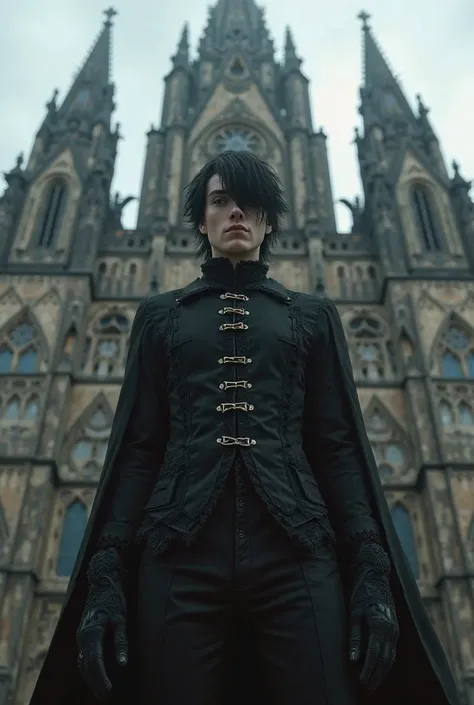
{"left": 214, "top": 128, "right": 261, "bottom": 154}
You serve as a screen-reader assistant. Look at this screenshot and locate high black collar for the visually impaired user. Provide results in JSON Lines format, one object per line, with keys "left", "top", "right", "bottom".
{"left": 201, "top": 257, "right": 269, "bottom": 288}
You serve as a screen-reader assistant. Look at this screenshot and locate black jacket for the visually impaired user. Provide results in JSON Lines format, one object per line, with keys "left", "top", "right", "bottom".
{"left": 30, "top": 258, "right": 461, "bottom": 705}
{"left": 99, "top": 257, "right": 378, "bottom": 556}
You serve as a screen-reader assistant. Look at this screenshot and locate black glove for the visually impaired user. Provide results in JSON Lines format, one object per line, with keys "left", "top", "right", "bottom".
{"left": 348, "top": 541, "right": 399, "bottom": 692}
{"left": 76, "top": 548, "right": 129, "bottom": 701}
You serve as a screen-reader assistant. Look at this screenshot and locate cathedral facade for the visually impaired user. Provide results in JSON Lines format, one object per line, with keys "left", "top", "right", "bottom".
{"left": 1, "top": 2, "right": 474, "bottom": 704}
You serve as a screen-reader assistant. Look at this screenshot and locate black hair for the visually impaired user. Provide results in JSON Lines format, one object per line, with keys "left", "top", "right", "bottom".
{"left": 182, "top": 150, "right": 289, "bottom": 262}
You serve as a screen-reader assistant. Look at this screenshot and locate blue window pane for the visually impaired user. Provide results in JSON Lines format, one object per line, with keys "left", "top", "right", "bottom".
{"left": 6, "top": 397, "right": 20, "bottom": 420}
{"left": 391, "top": 504, "right": 419, "bottom": 579}
{"left": 0, "top": 346, "right": 13, "bottom": 373}
{"left": 24, "top": 397, "right": 40, "bottom": 420}
{"left": 385, "top": 444, "right": 404, "bottom": 466}
{"left": 467, "top": 353, "right": 474, "bottom": 378}
{"left": 17, "top": 348, "right": 37, "bottom": 373}
{"left": 10, "top": 323, "right": 35, "bottom": 347}
{"left": 90, "top": 410, "right": 108, "bottom": 429}
{"left": 442, "top": 352, "right": 464, "bottom": 378}
{"left": 72, "top": 440, "right": 93, "bottom": 462}
{"left": 444, "top": 327, "right": 468, "bottom": 350}
{"left": 459, "top": 404, "right": 474, "bottom": 426}
{"left": 56, "top": 501, "right": 87, "bottom": 577}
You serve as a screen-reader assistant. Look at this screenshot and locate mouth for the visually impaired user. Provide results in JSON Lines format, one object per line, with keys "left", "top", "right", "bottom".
{"left": 226, "top": 226, "right": 249, "bottom": 234}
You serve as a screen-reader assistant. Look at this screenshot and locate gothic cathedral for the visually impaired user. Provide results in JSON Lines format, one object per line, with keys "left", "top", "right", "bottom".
{"left": 1, "top": 3, "right": 474, "bottom": 704}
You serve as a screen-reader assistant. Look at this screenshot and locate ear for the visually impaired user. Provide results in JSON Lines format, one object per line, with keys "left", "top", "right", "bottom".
{"left": 265, "top": 224, "right": 272, "bottom": 236}
{"left": 199, "top": 221, "right": 207, "bottom": 235}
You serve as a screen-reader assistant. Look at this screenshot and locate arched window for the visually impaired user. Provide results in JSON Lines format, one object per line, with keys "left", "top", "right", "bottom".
{"left": 38, "top": 179, "right": 67, "bottom": 248}
{"left": 69, "top": 404, "right": 111, "bottom": 478}
{"left": 439, "top": 323, "right": 474, "bottom": 379}
{"left": 438, "top": 398, "right": 474, "bottom": 432}
{"left": 411, "top": 185, "right": 441, "bottom": 252}
{"left": 0, "top": 317, "right": 41, "bottom": 374}
{"left": 365, "top": 402, "right": 410, "bottom": 481}
{"left": 348, "top": 316, "right": 394, "bottom": 381}
{"left": 82, "top": 312, "right": 131, "bottom": 377}
{"left": 391, "top": 503, "right": 420, "bottom": 579}
{"left": 56, "top": 500, "right": 87, "bottom": 577}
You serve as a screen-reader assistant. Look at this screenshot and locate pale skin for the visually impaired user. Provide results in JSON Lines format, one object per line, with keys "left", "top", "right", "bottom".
{"left": 199, "top": 173, "right": 272, "bottom": 265}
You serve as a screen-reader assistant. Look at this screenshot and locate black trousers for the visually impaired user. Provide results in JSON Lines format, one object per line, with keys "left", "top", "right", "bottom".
{"left": 136, "top": 463, "right": 356, "bottom": 705}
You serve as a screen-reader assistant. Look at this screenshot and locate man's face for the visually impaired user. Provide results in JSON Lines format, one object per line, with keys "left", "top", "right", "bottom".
{"left": 199, "top": 173, "right": 271, "bottom": 262}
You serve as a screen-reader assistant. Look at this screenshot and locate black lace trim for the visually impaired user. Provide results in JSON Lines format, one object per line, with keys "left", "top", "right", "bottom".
{"left": 349, "top": 529, "right": 383, "bottom": 546}
{"left": 96, "top": 535, "right": 132, "bottom": 552}
{"left": 242, "top": 451, "right": 336, "bottom": 554}
{"left": 201, "top": 257, "right": 269, "bottom": 287}
{"left": 135, "top": 456, "right": 234, "bottom": 556}
{"left": 354, "top": 541, "right": 391, "bottom": 575}
{"left": 84, "top": 549, "right": 127, "bottom": 622}
{"left": 87, "top": 548, "right": 125, "bottom": 584}
{"left": 280, "top": 302, "right": 306, "bottom": 474}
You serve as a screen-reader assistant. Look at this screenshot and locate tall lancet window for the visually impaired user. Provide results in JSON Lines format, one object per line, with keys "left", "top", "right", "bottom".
{"left": 412, "top": 185, "right": 441, "bottom": 252}
{"left": 38, "top": 179, "right": 67, "bottom": 248}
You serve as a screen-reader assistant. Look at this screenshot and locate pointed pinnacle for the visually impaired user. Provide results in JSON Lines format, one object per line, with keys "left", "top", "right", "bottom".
{"left": 285, "top": 26, "right": 296, "bottom": 53}
{"left": 178, "top": 23, "right": 189, "bottom": 51}
{"left": 104, "top": 7, "right": 118, "bottom": 27}
{"left": 358, "top": 10, "right": 371, "bottom": 30}
{"left": 416, "top": 93, "right": 429, "bottom": 117}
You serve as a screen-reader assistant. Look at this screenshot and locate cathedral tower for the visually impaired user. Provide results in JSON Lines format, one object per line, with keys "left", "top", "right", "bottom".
{"left": 0, "top": 5, "right": 473, "bottom": 704}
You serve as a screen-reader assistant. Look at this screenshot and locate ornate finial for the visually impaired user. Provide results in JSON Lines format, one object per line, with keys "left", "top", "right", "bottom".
{"left": 104, "top": 7, "right": 118, "bottom": 26}
{"left": 16, "top": 153, "right": 24, "bottom": 169}
{"left": 358, "top": 10, "right": 371, "bottom": 29}
{"left": 452, "top": 160, "right": 460, "bottom": 174}
{"left": 416, "top": 93, "right": 428, "bottom": 116}
{"left": 46, "top": 88, "right": 59, "bottom": 113}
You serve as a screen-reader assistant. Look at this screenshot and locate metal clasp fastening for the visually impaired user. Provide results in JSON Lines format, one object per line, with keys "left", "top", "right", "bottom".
{"left": 219, "top": 380, "right": 252, "bottom": 390}
{"left": 219, "top": 322, "right": 249, "bottom": 331}
{"left": 220, "top": 293, "right": 249, "bottom": 302}
{"left": 218, "top": 307, "right": 250, "bottom": 316}
{"left": 218, "top": 356, "right": 252, "bottom": 365}
{"left": 217, "top": 436, "right": 257, "bottom": 446}
{"left": 216, "top": 402, "right": 254, "bottom": 413}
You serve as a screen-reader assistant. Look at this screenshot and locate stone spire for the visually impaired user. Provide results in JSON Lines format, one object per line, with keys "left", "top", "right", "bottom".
{"left": 199, "top": 0, "right": 274, "bottom": 55}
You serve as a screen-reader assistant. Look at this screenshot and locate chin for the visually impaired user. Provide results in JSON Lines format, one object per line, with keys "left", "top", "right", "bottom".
{"left": 220, "top": 240, "right": 252, "bottom": 255}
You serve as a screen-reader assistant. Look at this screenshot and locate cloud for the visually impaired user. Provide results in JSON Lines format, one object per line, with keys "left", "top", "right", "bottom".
{"left": 0, "top": 0, "right": 472, "bottom": 232}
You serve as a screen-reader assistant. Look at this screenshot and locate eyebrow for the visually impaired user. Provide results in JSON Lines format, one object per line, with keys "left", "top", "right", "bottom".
{"left": 207, "top": 189, "right": 227, "bottom": 199}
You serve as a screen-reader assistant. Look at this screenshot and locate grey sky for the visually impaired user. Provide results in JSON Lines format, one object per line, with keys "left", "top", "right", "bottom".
{"left": 1, "top": 0, "right": 472, "bottom": 231}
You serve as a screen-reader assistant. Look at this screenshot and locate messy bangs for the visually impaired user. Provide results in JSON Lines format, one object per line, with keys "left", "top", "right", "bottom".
{"left": 182, "top": 151, "right": 289, "bottom": 262}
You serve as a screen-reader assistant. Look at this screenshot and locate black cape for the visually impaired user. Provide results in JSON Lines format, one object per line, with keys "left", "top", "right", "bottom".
{"left": 30, "top": 294, "right": 461, "bottom": 705}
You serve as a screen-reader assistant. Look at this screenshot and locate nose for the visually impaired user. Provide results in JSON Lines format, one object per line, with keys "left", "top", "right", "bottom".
{"left": 229, "top": 203, "right": 245, "bottom": 219}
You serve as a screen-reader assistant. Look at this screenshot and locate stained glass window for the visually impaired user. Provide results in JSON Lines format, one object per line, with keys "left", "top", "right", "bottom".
{"left": 38, "top": 180, "right": 67, "bottom": 248}
{"left": 391, "top": 504, "right": 420, "bottom": 579}
{"left": 412, "top": 186, "right": 441, "bottom": 252}
{"left": 0, "top": 318, "right": 41, "bottom": 374}
{"left": 56, "top": 501, "right": 87, "bottom": 577}
{"left": 214, "top": 127, "right": 261, "bottom": 154}
{"left": 440, "top": 324, "right": 474, "bottom": 379}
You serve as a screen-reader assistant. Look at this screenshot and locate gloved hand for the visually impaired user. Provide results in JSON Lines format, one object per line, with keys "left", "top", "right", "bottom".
{"left": 76, "top": 548, "right": 129, "bottom": 701}
{"left": 348, "top": 541, "right": 399, "bottom": 692}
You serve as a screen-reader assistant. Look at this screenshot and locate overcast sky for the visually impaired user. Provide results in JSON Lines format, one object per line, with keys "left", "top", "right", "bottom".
{"left": 1, "top": 0, "right": 472, "bottom": 231}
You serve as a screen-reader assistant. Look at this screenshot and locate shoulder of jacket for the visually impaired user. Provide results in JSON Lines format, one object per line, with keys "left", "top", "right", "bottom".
{"left": 143, "top": 289, "right": 182, "bottom": 317}
{"left": 294, "top": 292, "right": 337, "bottom": 316}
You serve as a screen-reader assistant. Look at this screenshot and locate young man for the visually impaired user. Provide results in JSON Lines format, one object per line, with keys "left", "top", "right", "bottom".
{"left": 32, "top": 152, "right": 460, "bottom": 705}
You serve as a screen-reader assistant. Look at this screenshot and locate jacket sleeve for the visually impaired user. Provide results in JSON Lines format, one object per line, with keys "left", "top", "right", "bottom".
{"left": 97, "top": 299, "right": 169, "bottom": 548}
{"left": 303, "top": 298, "right": 381, "bottom": 546}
